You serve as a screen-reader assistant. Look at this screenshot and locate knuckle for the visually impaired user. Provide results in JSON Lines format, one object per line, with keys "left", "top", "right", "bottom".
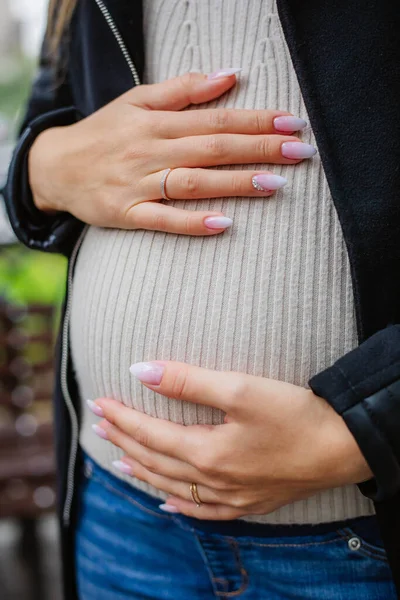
{"left": 212, "top": 478, "right": 230, "bottom": 491}
{"left": 256, "top": 136, "right": 272, "bottom": 158}
{"left": 183, "top": 214, "right": 200, "bottom": 235}
{"left": 204, "top": 135, "right": 226, "bottom": 158}
{"left": 184, "top": 169, "right": 202, "bottom": 198}
{"left": 133, "top": 424, "right": 151, "bottom": 448}
{"left": 210, "top": 109, "right": 231, "bottom": 131}
{"left": 139, "top": 111, "right": 158, "bottom": 135}
{"left": 170, "top": 366, "right": 191, "bottom": 400}
{"left": 141, "top": 455, "right": 157, "bottom": 473}
{"left": 193, "top": 451, "right": 218, "bottom": 476}
{"left": 153, "top": 213, "right": 168, "bottom": 232}
{"left": 226, "top": 375, "right": 249, "bottom": 407}
{"left": 253, "top": 112, "right": 268, "bottom": 135}
{"left": 229, "top": 495, "right": 248, "bottom": 509}
{"left": 180, "top": 72, "right": 200, "bottom": 93}
{"left": 231, "top": 174, "right": 246, "bottom": 195}
{"left": 101, "top": 195, "right": 122, "bottom": 224}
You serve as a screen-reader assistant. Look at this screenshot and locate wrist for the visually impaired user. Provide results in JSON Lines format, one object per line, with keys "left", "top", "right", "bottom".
{"left": 28, "top": 127, "right": 68, "bottom": 214}
{"left": 307, "top": 390, "right": 373, "bottom": 489}
{"left": 309, "top": 391, "right": 373, "bottom": 488}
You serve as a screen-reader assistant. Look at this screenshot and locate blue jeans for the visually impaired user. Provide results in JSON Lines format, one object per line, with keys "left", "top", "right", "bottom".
{"left": 75, "top": 455, "right": 396, "bottom": 599}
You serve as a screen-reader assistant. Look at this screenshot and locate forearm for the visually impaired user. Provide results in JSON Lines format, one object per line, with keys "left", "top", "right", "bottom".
{"left": 309, "top": 324, "right": 400, "bottom": 501}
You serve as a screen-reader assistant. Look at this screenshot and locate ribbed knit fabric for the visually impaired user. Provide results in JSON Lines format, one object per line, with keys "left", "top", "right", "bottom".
{"left": 69, "top": 0, "right": 375, "bottom": 524}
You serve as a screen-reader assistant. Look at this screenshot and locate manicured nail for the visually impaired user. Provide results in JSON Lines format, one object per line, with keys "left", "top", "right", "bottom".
{"left": 207, "top": 67, "right": 242, "bottom": 80}
{"left": 130, "top": 361, "right": 165, "bottom": 385}
{"left": 252, "top": 174, "right": 287, "bottom": 192}
{"left": 159, "top": 504, "right": 180, "bottom": 514}
{"left": 204, "top": 216, "right": 233, "bottom": 230}
{"left": 281, "top": 142, "right": 317, "bottom": 159}
{"left": 92, "top": 424, "right": 108, "bottom": 440}
{"left": 274, "top": 116, "right": 307, "bottom": 132}
{"left": 112, "top": 460, "right": 133, "bottom": 475}
{"left": 86, "top": 399, "right": 105, "bottom": 417}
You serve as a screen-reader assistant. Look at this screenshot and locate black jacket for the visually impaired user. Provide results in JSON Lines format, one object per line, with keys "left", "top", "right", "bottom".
{"left": 4, "top": 0, "right": 400, "bottom": 597}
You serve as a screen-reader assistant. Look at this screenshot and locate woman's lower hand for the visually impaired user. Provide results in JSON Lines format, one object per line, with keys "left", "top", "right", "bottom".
{"left": 88, "top": 361, "right": 372, "bottom": 520}
{"left": 29, "top": 70, "right": 314, "bottom": 235}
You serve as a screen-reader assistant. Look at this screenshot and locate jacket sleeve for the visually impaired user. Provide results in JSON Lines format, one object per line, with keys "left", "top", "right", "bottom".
{"left": 3, "top": 32, "right": 84, "bottom": 257}
{"left": 308, "top": 324, "right": 400, "bottom": 502}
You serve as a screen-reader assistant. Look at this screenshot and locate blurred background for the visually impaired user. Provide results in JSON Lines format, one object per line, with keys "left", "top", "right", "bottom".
{"left": 0, "top": 1, "right": 65, "bottom": 598}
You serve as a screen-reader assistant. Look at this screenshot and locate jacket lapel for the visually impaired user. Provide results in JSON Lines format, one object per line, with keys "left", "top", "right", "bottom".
{"left": 277, "top": 0, "right": 400, "bottom": 342}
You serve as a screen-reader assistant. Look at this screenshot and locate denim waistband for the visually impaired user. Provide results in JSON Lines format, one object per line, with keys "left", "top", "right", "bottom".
{"left": 80, "top": 451, "right": 378, "bottom": 539}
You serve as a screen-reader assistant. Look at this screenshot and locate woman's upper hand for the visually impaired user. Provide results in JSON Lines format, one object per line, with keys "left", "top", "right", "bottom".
{"left": 28, "top": 70, "right": 314, "bottom": 236}
{"left": 88, "top": 361, "right": 372, "bottom": 520}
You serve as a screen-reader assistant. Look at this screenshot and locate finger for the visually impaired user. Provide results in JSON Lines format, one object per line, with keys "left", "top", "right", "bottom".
{"left": 110, "top": 456, "right": 227, "bottom": 505}
{"left": 126, "top": 202, "right": 233, "bottom": 236}
{"left": 157, "top": 108, "right": 305, "bottom": 138}
{"left": 143, "top": 168, "right": 287, "bottom": 201}
{"left": 169, "top": 134, "right": 316, "bottom": 167}
{"left": 163, "top": 497, "right": 243, "bottom": 520}
{"left": 128, "top": 71, "right": 239, "bottom": 111}
{"left": 92, "top": 397, "right": 214, "bottom": 459}
{"left": 89, "top": 414, "right": 202, "bottom": 481}
{"left": 129, "top": 361, "right": 245, "bottom": 413}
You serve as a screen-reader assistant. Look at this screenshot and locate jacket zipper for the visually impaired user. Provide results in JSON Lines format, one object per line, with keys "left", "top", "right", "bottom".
{"left": 62, "top": 1, "right": 141, "bottom": 526}
{"left": 94, "top": 0, "right": 141, "bottom": 86}
{"left": 61, "top": 226, "right": 88, "bottom": 525}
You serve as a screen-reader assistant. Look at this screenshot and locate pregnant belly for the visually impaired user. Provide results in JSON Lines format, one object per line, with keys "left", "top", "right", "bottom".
{"left": 70, "top": 193, "right": 355, "bottom": 426}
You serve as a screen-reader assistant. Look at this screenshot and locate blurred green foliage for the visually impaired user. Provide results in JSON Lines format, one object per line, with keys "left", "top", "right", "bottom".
{"left": 0, "top": 60, "right": 35, "bottom": 127}
{"left": 0, "top": 246, "right": 67, "bottom": 306}
{"left": 0, "top": 59, "right": 67, "bottom": 311}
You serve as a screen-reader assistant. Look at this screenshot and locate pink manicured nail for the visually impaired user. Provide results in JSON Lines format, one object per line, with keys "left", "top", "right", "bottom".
{"left": 207, "top": 67, "right": 242, "bottom": 80}
{"left": 130, "top": 361, "right": 165, "bottom": 385}
{"left": 273, "top": 116, "right": 307, "bottom": 132}
{"left": 92, "top": 424, "right": 108, "bottom": 440}
{"left": 281, "top": 142, "right": 317, "bottom": 159}
{"left": 159, "top": 504, "right": 180, "bottom": 514}
{"left": 112, "top": 460, "right": 133, "bottom": 475}
{"left": 252, "top": 174, "right": 287, "bottom": 191}
{"left": 204, "top": 216, "right": 233, "bottom": 230}
{"left": 86, "top": 399, "right": 105, "bottom": 417}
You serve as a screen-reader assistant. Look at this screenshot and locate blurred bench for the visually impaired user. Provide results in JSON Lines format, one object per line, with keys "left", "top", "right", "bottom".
{"left": 0, "top": 302, "right": 57, "bottom": 517}
{"left": 0, "top": 301, "right": 57, "bottom": 600}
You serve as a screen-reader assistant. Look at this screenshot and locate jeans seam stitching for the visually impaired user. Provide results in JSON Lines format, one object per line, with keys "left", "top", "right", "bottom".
{"left": 88, "top": 472, "right": 170, "bottom": 520}
{"left": 192, "top": 532, "right": 223, "bottom": 599}
{"left": 215, "top": 539, "right": 249, "bottom": 597}
{"left": 240, "top": 535, "right": 342, "bottom": 549}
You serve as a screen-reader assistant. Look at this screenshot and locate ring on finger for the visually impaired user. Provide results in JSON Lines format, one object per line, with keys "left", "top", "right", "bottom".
{"left": 190, "top": 482, "right": 203, "bottom": 507}
{"left": 160, "top": 168, "right": 174, "bottom": 201}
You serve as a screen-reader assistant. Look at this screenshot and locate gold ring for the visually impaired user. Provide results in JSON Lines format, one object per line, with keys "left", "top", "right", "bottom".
{"left": 190, "top": 482, "right": 202, "bottom": 507}
{"left": 160, "top": 168, "right": 173, "bottom": 201}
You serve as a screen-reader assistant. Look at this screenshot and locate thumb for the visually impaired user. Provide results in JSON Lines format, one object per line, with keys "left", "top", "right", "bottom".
{"left": 128, "top": 69, "right": 241, "bottom": 111}
{"left": 129, "top": 360, "right": 242, "bottom": 413}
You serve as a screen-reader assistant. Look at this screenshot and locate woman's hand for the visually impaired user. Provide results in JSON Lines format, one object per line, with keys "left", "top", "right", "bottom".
{"left": 29, "top": 70, "right": 314, "bottom": 236}
{"left": 88, "top": 361, "right": 372, "bottom": 520}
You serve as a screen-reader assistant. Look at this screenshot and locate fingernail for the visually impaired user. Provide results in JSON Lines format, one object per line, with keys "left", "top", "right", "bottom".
{"left": 112, "top": 460, "right": 133, "bottom": 475}
{"left": 159, "top": 504, "right": 180, "bottom": 514}
{"left": 252, "top": 174, "right": 287, "bottom": 192}
{"left": 281, "top": 142, "right": 317, "bottom": 159}
{"left": 273, "top": 116, "right": 307, "bottom": 132}
{"left": 207, "top": 67, "right": 242, "bottom": 80}
{"left": 204, "top": 216, "right": 233, "bottom": 230}
{"left": 92, "top": 424, "right": 108, "bottom": 440}
{"left": 130, "top": 361, "right": 165, "bottom": 385}
{"left": 86, "top": 399, "right": 105, "bottom": 417}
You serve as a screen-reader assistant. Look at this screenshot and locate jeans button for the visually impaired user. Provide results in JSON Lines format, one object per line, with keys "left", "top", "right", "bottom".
{"left": 348, "top": 536, "right": 361, "bottom": 551}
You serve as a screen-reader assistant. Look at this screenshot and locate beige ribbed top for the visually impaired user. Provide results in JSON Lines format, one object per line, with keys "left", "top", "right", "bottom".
{"left": 69, "top": 0, "right": 374, "bottom": 524}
